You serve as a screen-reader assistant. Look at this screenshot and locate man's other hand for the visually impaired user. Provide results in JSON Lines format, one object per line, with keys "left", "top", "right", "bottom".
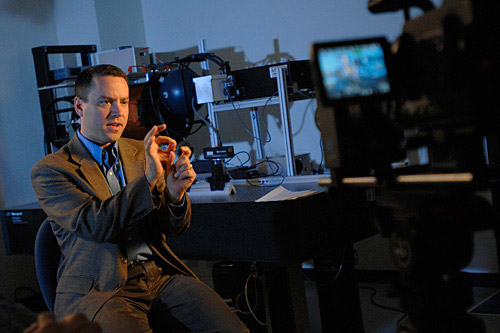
{"left": 165, "top": 144, "right": 196, "bottom": 204}
{"left": 143, "top": 124, "right": 196, "bottom": 202}
{"left": 143, "top": 124, "right": 176, "bottom": 191}
{"left": 24, "top": 312, "right": 102, "bottom": 333}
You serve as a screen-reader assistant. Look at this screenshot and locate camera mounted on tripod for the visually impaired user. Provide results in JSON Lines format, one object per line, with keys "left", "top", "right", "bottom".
{"left": 311, "top": 1, "right": 500, "bottom": 331}
{"left": 312, "top": 0, "right": 500, "bottom": 188}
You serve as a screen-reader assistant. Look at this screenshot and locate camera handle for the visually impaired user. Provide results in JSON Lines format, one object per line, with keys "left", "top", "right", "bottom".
{"left": 368, "top": 0, "right": 435, "bottom": 20}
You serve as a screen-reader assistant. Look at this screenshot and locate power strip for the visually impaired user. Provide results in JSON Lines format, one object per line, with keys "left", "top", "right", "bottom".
{"left": 248, "top": 177, "right": 283, "bottom": 186}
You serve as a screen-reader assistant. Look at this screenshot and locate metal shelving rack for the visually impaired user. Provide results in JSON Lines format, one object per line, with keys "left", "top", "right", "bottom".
{"left": 210, "top": 68, "right": 297, "bottom": 176}
{"left": 198, "top": 40, "right": 299, "bottom": 177}
{"left": 32, "top": 45, "right": 97, "bottom": 154}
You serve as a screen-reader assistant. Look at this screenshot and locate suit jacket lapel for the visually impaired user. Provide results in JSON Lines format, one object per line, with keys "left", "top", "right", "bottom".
{"left": 68, "top": 135, "right": 112, "bottom": 199}
{"left": 118, "top": 138, "right": 142, "bottom": 184}
{"left": 68, "top": 136, "right": 143, "bottom": 199}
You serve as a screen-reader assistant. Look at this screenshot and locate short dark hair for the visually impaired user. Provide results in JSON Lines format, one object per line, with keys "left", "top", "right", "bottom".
{"left": 75, "top": 64, "right": 127, "bottom": 101}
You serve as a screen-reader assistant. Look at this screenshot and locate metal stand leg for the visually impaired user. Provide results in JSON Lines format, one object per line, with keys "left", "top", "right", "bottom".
{"left": 314, "top": 244, "right": 365, "bottom": 332}
{"left": 261, "top": 263, "right": 310, "bottom": 332}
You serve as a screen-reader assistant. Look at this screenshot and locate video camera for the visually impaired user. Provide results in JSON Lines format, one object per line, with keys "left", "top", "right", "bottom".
{"left": 311, "top": 2, "right": 500, "bottom": 331}
{"left": 311, "top": 0, "right": 500, "bottom": 187}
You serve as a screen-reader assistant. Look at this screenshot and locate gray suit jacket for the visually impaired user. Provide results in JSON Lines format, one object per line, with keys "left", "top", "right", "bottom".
{"left": 31, "top": 135, "right": 195, "bottom": 320}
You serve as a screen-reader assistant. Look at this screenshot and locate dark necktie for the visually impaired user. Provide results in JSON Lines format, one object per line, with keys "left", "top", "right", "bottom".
{"left": 102, "top": 147, "right": 121, "bottom": 195}
{"left": 102, "top": 146, "right": 152, "bottom": 263}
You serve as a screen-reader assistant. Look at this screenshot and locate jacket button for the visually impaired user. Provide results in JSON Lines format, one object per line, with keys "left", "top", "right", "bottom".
{"left": 115, "top": 284, "right": 123, "bottom": 290}
{"left": 121, "top": 257, "right": 127, "bottom": 264}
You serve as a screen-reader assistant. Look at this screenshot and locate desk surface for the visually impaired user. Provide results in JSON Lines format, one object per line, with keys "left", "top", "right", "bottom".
{"left": 187, "top": 175, "right": 328, "bottom": 204}
{"left": 168, "top": 176, "right": 377, "bottom": 262}
{"left": 1, "top": 175, "right": 376, "bottom": 259}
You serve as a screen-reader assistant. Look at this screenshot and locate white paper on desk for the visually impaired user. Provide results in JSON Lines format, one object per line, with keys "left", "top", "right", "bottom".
{"left": 255, "top": 185, "right": 317, "bottom": 202}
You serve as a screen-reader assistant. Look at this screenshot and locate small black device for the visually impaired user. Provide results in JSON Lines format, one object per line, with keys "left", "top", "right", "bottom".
{"left": 203, "top": 146, "right": 234, "bottom": 160}
{"left": 229, "top": 60, "right": 314, "bottom": 101}
{"left": 311, "top": 37, "right": 393, "bottom": 105}
{"left": 202, "top": 146, "right": 234, "bottom": 191}
{"left": 206, "top": 161, "right": 230, "bottom": 191}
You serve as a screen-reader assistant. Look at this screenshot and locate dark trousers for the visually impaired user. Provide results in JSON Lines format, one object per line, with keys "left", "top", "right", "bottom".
{"left": 93, "top": 261, "right": 248, "bottom": 332}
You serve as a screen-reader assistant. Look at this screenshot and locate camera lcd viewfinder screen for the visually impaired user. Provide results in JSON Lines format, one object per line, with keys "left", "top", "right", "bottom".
{"left": 316, "top": 40, "right": 391, "bottom": 100}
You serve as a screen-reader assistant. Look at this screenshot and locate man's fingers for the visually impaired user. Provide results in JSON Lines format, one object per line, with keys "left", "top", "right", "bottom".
{"left": 175, "top": 167, "right": 196, "bottom": 181}
{"left": 29, "top": 312, "right": 58, "bottom": 332}
{"left": 60, "top": 313, "right": 103, "bottom": 333}
{"left": 173, "top": 155, "right": 195, "bottom": 179}
{"left": 174, "top": 155, "right": 190, "bottom": 169}
{"left": 144, "top": 125, "right": 158, "bottom": 142}
{"left": 144, "top": 124, "right": 168, "bottom": 145}
{"left": 143, "top": 124, "right": 169, "bottom": 190}
{"left": 37, "top": 312, "right": 57, "bottom": 325}
{"left": 156, "top": 136, "right": 177, "bottom": 153}
{"left": 26, "top": 313, "right": 103, "bottom": 333}
{"left": 60, "top": 313, "right": 88, "bottom": 327}
{"left": 178, "top": 146, "right": 192, "bottom": 158}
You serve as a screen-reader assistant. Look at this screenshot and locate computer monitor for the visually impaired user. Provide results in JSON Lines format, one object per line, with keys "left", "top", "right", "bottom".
{"left": 1, "top": 203, "right": 46, "bottom": 255}
{"left": 311, "top": 37, "right": 392, "bottom": 104}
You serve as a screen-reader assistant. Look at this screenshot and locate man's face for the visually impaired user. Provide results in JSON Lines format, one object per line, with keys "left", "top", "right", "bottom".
{"left": 75, "top": 75, "right": 129, "bottom": 147}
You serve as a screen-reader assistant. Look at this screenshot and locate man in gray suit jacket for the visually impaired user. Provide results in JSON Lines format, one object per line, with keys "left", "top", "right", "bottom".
{"left": 31, "top": 65, "right": 247, "bottom": 332}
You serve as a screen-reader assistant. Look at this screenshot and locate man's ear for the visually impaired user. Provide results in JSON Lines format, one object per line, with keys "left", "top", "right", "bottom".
{"left": 74, "top": 96, "right": 84, "bottom": 118}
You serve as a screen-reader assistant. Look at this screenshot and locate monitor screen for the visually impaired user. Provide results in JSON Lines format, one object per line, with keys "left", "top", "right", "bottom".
{"left": 312, "top": 37, "right": 392, "bottom": 103}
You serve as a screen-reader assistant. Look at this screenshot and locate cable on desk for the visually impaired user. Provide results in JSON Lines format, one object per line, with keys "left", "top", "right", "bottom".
{"left": 245, "top": 158, "right": 285, "bottom": 187}
{"left": 225, "top": 151, "right": 251, "bottom": 168}
{"left": 245, "top": 175, "right": 285, "bottom": 187}
{"left": 359, "top": 285, "right": 407, "bottom": 323}
{"left": 253, "top": 158, "right": 282, "bottom": 176}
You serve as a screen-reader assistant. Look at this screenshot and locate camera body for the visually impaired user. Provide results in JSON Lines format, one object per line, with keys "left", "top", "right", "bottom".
{"left": 312, "top": 0, "right": 500, "bottom": 184}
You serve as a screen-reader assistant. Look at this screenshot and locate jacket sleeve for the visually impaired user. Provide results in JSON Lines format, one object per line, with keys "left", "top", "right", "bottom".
{"left": 31, "top": 153, "right": 191, "bottom": 244}
{"left": 150, "top": 171, "right": 192, "bottom": 237}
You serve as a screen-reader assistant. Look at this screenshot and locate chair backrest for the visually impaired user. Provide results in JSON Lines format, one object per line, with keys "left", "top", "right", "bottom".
{"left": 34, "top": 219, "right": 61, "bottom": 313}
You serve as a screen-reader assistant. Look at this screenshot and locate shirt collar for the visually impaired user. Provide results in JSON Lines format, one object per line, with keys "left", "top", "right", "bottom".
{"left": 77, "top": 131, "right": 119, "bottom": 167}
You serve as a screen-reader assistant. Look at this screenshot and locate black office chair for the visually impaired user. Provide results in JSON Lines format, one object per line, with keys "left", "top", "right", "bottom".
{"left": 34, "top": 219, "right": 61, "bottom": 313}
